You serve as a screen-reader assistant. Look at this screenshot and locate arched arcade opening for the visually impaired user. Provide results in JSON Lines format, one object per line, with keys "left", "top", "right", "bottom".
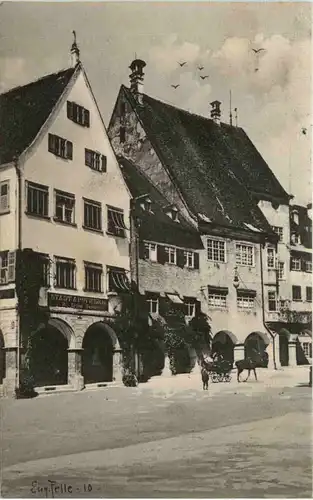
{"left": 29, "top": 323, "right": 69, "bottom": 387}
{"left": 244, "top": 332, "right": 270, "bottom": 367}
{"left": 82, "top": 322, "right": 118, "bottom": 384}
{"left": 212, "top": 331, "right": 236, "bottom": 364}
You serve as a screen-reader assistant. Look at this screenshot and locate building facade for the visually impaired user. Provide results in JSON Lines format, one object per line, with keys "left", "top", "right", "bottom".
{"left": 0, "top": 45, "right": 131, "bottom": 395}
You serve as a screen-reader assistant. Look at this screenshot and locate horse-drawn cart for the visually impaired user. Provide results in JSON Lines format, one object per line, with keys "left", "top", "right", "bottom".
{"left": 203, "top": 359, "right": 233, "bottom": 383}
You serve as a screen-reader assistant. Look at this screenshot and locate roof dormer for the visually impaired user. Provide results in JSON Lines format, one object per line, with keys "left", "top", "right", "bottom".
{"left": 139, "top": 196, "right": 153, "bottom": 213}
{"left": 165, "top": 205, "right": 179, "bottom": 222}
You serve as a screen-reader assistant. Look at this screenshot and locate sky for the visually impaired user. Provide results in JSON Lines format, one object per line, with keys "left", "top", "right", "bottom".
{"left": 0, "top": 1, "right": 312, "bottom": 205}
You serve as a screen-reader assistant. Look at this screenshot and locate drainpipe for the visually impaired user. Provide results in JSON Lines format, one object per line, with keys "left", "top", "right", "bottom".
{"left": 13, "top": 156, "right": 22, "bottom": 389}
{"left": 130, "top": 199, "right": 140, "bottom": 378}
{"left": 259, "top": 241, "right": 277, "bottom": 370}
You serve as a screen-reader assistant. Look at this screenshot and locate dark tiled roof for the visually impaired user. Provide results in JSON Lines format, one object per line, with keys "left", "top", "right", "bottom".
{"left": 122, "top": 86, "right": 285, "bottom": 233}
{"left": 118, "top": 156, "right": 203, "bottom": 249}
{"left": 0, "top": 67, "right": 75, "bottom": 164}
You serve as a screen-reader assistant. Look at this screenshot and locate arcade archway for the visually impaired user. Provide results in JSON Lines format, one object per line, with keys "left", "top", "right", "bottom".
{"left": 82, "top": 323, "right": 117, "bottom": 384}
{"left": 212, "top": 331, "right": 236, "bottom": 363}
{"left": 29, "top": 323, "right": 69, "bottom": 387}
{"left": 244, "top": 332, "right": 269, "bottom": 367}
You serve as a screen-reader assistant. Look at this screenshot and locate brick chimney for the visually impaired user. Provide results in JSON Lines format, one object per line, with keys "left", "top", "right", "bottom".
{"left": 129, "top": 59, "right": 146, "bottom": 105}
{"left": 210, "top": 100, "right": 221, "bottom": 125}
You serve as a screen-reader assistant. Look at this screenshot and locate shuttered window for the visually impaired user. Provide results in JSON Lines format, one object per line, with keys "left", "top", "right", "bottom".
{"left": 48, "top": 134, "right": 73, "bottom": 160}
{"left": 85, "top": 149, "right": 107, "bottom": 172}
{"left": 67, "top": 101, "right": 90, "bottom": 127}
{"left": 0, "top": 181, "right": 9, "bottom": 213}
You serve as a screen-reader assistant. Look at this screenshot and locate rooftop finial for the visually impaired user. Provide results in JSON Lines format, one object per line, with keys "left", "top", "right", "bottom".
{"left": 70, "top": 30, "right": 80, "bottom": 67}
{"left": 229, "top": 90, "right": 233, "bottom": 126}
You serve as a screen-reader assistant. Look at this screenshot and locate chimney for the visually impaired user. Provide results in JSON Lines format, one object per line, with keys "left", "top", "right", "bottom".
{"left": 210, "top": 100, "right": 221, "bottom": 125}
{"left": 129, "top": 58, "right": 146, "bottom": 105}
{"left": 70, "top": 30, "right": 80, "bottom": 68}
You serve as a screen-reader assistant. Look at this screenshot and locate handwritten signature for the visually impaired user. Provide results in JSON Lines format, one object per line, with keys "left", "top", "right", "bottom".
{"left": 30, "top": 480, "right": 93, "bottom": 498}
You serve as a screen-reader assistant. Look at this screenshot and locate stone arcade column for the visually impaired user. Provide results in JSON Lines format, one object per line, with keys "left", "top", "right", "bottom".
{"left": 268, "top": 338, "right": 281, "bottom": 369}
{"left": 288, "top": 340, "right": 298, "bottom": 367}
{"left": 67, "top": 348, "right": 84, "bottom": 391}
{"left": 112, "top": 349, "right": 123, "bottom": 382}
{"left": 233, "top": 344, "right": 245, "bottom": 363}
{"left": 3, "top": 347, "right": 18, "bottom": 397}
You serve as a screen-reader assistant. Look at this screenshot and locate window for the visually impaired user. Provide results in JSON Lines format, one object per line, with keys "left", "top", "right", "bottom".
{"left": 272, "top": 226, "right": 283, "bottom": 242}
{"left": 237, "top": 294, "right": 255, "bottom": 310}
{"left": 0, "top": 181, "right": 9, "bottom": 213}
{"left": 306, "top": 286, "right": 312, "bottom": 302}
{"left": 207, "top": 239, "right": 226, "bottom": 263}
{"left": 39, "top": 254, "right": 50, "bottom": 287}
{"left": 164, "top": 246, "right": 177, "bottom": 265}
{"left": 55, "top": 257, "right": 76, "bottom": 289}
{"left": 278, "top": 262, "right": 285, "bottom": 280}
{"left": 48, "top": 134, "right": 73, "bottom": 160}
{"left": 305, "top": 259, "right": 312, "bottom": 273}
{"left": 236, "top": 244, "right": 254, "bottom": 266}
{"left": 107, "top": 267, "right": 130, "bottom": 292}
{"left": 0, "top": 251, "right": 15, "bottom": 284}
{"left": 292, "top": 285, "right": 302, "bottom": 301}
{"left": 120, "top": 126, "right": 126, "bottom": 143}
{"left": 185, "top": 301, "right": 196, "bottom": 317}
{"left": 84, "top": 263, "right": 103, "bottom": 292}
{"left": 107, "top": 207, "right": 127, "bottom": 237}
{"left": 302, "top": 342, "right": 312, "bottom": 358}
{"left": 184, "top": 251, "right": 195, "bottom": 269}
{"left": 85, "top": 149, "right": 107, "bottom": 172}
{"left": 144, "top": 242, "right": 157, "bottom": 262}
{"left": 268, "top": 291, "right": 277, "bottom": 311}
{"left": 27, "top": 182, "right": 49, "bottom": 217}
{"left": 291, "top": 211, "right": 299, "bottom": 225}
{"left": 290, "top": 256, "right": 301, "bottom": 271}
{"left": 67, "top": 101, "right": 90, "bottom": 127}
{"left": 83, "top": 199, "right": 102, "bottom": 231}
{"left": 291, "top": 233, "right": 301, "bottom": 245}
{"left": 267, "top": 247, "right": 276, "bottom": 269}
{"left": 208, "top": 287, "right": 228, "bottom": 308}
{"left": 146, "top": 295, "right": 159, "bottom": 314}
{"left": 54, "top": 190, "right": 75, "bottom": 224}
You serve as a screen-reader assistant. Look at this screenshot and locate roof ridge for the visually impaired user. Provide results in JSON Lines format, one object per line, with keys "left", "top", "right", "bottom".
{"left": 122, "top": 84, "right": 240, "bottom": 130}
{"left": 0, "top": 66, "right": 75, "bottom": 97}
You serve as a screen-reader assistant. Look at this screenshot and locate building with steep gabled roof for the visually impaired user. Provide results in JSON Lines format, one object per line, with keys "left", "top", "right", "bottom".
{"left": 108, "top": 58, "right": 311, "bottom": 370}
{"left": 0, "top": 40, "right": 131, "bottom": 396}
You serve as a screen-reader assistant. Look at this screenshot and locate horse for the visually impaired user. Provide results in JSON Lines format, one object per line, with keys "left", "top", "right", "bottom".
{"left": 235, "top": 357, "right": 258, "bottom": 383}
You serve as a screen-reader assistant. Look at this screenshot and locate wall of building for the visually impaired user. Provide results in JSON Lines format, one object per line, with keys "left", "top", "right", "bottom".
{"left": 20, "top": 71, "right": 131, "bottom": 295}
{"left": 0, "top": 165, "right": 17, "bottom": 252}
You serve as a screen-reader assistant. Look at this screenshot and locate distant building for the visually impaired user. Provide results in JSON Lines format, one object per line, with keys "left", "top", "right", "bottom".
{"left": 0, "top": 40, "right": 131, "bottom": 395}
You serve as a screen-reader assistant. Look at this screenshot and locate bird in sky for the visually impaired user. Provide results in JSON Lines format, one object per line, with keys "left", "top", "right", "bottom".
{"left": 171, "top": 84, "right": 180, "bottom": 89}
{"left": 200, "top": 75, "right": 209, "bottom": 80}
{"left": 178, "top": 61, "right": 187, "bottom": 67}
{"left": 198, "top": 65, "right": 204, "bottom": 71}
{"left": 252, "top": 48, "right": 266, "bottom": 53}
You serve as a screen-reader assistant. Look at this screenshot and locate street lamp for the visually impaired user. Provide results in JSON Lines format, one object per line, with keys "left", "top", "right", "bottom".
{"left": 233, "top": 266, "right": 240, "bottom": 289}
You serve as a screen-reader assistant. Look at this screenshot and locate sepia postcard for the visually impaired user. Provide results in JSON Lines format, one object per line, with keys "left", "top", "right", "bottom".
{"left": 0, "top": 1, "right": 312, "bottom": 498}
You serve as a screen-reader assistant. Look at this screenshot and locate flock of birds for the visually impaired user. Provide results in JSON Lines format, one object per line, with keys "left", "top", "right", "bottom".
{"left": 170, "top": 47, "right": 267, "bottom": 89}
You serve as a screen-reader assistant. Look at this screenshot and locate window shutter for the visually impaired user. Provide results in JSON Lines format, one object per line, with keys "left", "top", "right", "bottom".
{"left": 195, "top": 300, "right": 201, "bottom": 316}
{"left": 0, "top": 182, "right": 9, "bottom": 211}
{"left": 67, "top": 101, "right": 73, "bottom": 120}
{"left": 101, "top": 155, "right": 107, "bottom": 172}
{"left": 8, "top": 251, "right": 15, "bottom": 282}
{"left": 194, "top": 252, "right": 199, "bottom": 269}
{"left": 48, "top": 134, "right": 55, "bottom": 153}
{"left": 138, "top": 240, "right": 145, "bottom": 260}
{"left": 300, "top": 258, "right": 306, "bottom": 272}
{"left": 159, "top": 296, "right": 166, "bottom": 316}
{"left": 290, "top": 257, "right": 293, "bottom": 270}
{"left": 157, "top": 245, "right": 166, "bottom": 265}
{"left": 177, "top": 249, "right": 185, "bottom": 268}
{"left": 66, "top": 141, "right": 73, "bottom": 160}
{"left": 84, "top": 109, "right": 90, "bottom": 127}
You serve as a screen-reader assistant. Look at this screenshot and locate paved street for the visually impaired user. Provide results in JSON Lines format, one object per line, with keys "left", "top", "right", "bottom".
{"left": 1, "top": 367, "right": 312, "bottom": 498}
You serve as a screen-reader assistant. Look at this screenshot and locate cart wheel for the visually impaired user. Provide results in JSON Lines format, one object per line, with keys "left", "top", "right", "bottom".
{"left": 218, "top": 373, "right": 224, "bottom": 382}
{"left": 238, "top": 371, "right": 249, "bottom": 383}
{"left": 224, "top": 373, "right": 231, "bottom": 383}
{"left": 212, "top": 372, "right": 219, "bottom": 383}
